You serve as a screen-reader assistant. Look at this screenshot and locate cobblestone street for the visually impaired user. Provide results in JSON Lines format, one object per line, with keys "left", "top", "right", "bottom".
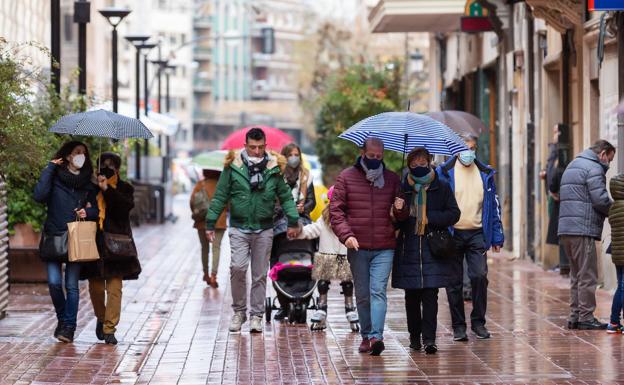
{"left": 1, "top": 196, "right": 623, "bottom": 385}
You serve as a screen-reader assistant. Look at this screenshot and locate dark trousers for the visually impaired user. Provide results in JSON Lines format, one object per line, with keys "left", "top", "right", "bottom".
{"left": 405, "top": 288, "right": 439, "bottom": 344}
{"left": 610, "top": 265, "right": 624, "bottom": 325}
{"left": 446, "top": 229, "right": 488, "bottom": 330}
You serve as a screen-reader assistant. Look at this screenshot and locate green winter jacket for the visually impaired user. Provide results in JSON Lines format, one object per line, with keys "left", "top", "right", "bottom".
{"left": 205, "top": 150, "right": 299, "bottom": 231}
{"left": 608, "top": 174, "right": 624, "bottom": 266}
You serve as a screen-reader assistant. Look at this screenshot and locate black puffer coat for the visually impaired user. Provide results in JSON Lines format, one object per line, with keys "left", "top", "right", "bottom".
{"left": 81, "top": 180, "right": 141, "bottom": 280}
{"left": 392, "top": 172, "right": 461, "bottom": 289}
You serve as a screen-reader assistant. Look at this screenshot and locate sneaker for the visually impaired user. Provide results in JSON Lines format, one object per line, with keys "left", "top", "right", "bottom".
{"left": 369, "top": 338, "right": 385, "bottom": 356}
{"left": 424, "top": 343, "right": 438, "bottom": 355}
{"left": 358, "top": 338, "right": 371, "bottom": 353}
{"left": 567, "top": 320, "right": 578, "bottom": 330}
{"left": 249, "top": 315, "right": 263, "bottom": 333}
{"left": 453, "top": 327, "right": 469, "bottom": 342}
{"left": 104, "top": 333, "right": 118, "bottom": 345}
{"left": 95, "top": 321, "right": 104, "bottom": 341}
{"left": 472, "top": 325, "right": 491, "bottom": 339}
{"left": 606, "top": 323, "right": 622, "bottom": 334}
{"left": 54, "top": 321, "right": 64, "bottom": 339}
{"left": 578, "top": 318, "right": 608, "bottom": 330}
{"left": 229, "top": 312, "right": 247, "bottom": 333}
{"left": 57, "top": 325, "right": 75, "bottom": 343}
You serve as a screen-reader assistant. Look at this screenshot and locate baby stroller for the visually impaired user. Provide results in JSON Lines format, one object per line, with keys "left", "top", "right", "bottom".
{"left": 266, "top": 238, "right": 317, "bottom": 324}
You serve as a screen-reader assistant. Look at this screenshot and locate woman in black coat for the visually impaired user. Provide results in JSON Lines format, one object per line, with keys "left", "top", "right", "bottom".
{"left": 33, "top": 141, "right": 99, "bottom": 343}
{"left": 393, "top": 147, "right": 461, "bottom": 354}
{"left": 81, "top": 152, "right": 141, "bottom": 345}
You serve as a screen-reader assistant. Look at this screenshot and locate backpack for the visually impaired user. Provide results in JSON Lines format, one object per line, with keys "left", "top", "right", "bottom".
{"left": 191, "top": 186, "right": 211, "bottom": 222}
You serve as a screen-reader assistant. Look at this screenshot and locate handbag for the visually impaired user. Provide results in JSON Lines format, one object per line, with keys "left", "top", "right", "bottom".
{"left": 39, "top": 231, "right": 68, "bottom": 261}
{"left": 101, "top": 232, "right": 137, "bottom": 261}
{"left": 67, "top": 218, "right": 100, "bottom": 262}
{"left": 426, "top": 229, "right": 455, "bottom": 258}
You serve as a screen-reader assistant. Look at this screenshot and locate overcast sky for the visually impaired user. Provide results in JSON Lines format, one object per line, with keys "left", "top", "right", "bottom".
{"left": 309, "top": 0, "right": 360, "bottom": 21}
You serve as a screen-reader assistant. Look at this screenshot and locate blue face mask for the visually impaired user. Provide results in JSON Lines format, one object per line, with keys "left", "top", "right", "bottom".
{"left": 363, "top": 156, "right": 382, "bottom": 170}
{"left": 458, "top": 150, "right": 476, "bottom": 166}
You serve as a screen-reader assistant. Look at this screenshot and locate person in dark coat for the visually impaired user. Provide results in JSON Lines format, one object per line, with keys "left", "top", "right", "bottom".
{"left": 393, "top": 147, "right": 461, "bottom": 354}
{"left": 81, "top": 152, "right": 141, "bottom": 345}
{"left": 33, "top": 141, "right": 99, "bottom": 343}
{"left": 543, "top": 125, "right": 570, "bottom": 275}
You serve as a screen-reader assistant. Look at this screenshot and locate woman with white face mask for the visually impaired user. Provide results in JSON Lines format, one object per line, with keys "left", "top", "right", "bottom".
{"left": 34, "top": 141, "right": 99, "bottom": 343}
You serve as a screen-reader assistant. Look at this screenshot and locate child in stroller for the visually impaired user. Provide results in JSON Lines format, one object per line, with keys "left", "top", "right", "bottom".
{"left": 267, "top": 237, "right": 317, "bottom": 324}
{"left": 297, "top": 186, "right": 359, "bottom": 332}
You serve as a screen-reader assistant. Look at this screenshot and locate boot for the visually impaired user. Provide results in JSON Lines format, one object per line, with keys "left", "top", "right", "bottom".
{"left": 209, "top": 272, "right": 219, "bottom": 289}
{"left": 344, "top": 292, "right": 359, "bottom": 332}
{"left": 202, "top": 272, "right": 209, "bottom": 285}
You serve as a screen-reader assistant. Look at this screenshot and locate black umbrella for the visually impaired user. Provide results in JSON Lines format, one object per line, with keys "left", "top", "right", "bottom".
{"left": 49, "top": 109, "right": 153, "bottom": 139}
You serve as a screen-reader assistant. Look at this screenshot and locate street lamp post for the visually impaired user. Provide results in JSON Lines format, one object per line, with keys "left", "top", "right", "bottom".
{"left": 74, "top": 0, "right": 91, "bottom": 94}
{"left": 98, "top": 7, "right": 131, "bottom": 113}
{"left": 151, "top": 59, "right": 169, "bottom": 152}
{"left": 125, "top": 35, "right": 153, "bottom": 180}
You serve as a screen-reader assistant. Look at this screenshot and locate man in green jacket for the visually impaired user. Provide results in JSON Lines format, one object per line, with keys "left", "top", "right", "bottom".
{"left": 206, "top": 127, "right": 300, "bottom": 333}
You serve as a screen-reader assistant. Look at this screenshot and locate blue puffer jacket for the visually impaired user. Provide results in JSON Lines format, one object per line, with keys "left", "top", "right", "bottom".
{"left": 436, "top": 157, "right": 504, "bottom": 250}
{"left": 33, "top": 162, "right": 99, "bottom": 234}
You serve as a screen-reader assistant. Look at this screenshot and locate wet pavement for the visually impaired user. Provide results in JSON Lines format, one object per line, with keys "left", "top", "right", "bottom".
{"left": 1, "top": 195, "right": 623, "bottom": 385}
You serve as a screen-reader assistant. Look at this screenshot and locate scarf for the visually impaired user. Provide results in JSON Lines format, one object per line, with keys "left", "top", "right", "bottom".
{"left": 284, "top": 165, "right": 300, "bottom": 187}
{"left": 359, "top": 157, "right": 385, "bottom": 189}
{"left": 407, "top": 170, "right": 435, "bottom": 235}
{"left": 241, "top": 150, "right": 269, "bottom": 190}
{"left": 97, "top": 174, "right": 118, "bottom": 230}
{"left": 56, "top": 166, "right": 92, "bottom": 190}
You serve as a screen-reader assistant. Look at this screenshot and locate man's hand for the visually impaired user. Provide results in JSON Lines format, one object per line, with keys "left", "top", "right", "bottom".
{"left": 492, "top": 245, "right": 501, "bottom": 253}
{"left": 345, "top": 236, "right": 359, "bottom": 251}
{"left": 296, "top": 202, "right": 304, "bottom": 214}
{"left": 75, "top": 208, "right": 87, "bottom": 219}
{"left": 205, "top": 230, "right": 215, "bottom": 242}
{"left": 97, "top": 175, "right": 108, "bottom": 191}
{"left": 287, "top": 226, "right": 300, "bottom": 239}
{"left": 394, "top": 197, "right": 405, "bottom": 210}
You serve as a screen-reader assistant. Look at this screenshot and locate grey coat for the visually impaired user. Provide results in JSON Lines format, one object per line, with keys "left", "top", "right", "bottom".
{"left": 558, "top": 149, "right": 612, "bottom": 239}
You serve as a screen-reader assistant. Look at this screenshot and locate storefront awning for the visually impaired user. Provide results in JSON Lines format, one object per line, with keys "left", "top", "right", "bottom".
{"left": 369, "top": 0, "right": 465, "bottom": 33}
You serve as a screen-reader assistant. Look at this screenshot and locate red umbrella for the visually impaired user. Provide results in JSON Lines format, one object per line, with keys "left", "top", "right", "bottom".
{"left": 220, "top": 125, "right": 294, "bottom": 151}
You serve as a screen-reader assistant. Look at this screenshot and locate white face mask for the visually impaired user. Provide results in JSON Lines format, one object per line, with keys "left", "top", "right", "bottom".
{"left": 248, "top": 156, "right": 263, "bottom": 164}
{"left": 72, "top": 154, "right": 86, "bottom": 169}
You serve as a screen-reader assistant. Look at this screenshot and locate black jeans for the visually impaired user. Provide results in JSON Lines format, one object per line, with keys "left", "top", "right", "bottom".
{"left": 405, "top": 288, "right": 439, "bottom": 345}
{"left": 446, "top": 229, "right": 488, "bottom": 330}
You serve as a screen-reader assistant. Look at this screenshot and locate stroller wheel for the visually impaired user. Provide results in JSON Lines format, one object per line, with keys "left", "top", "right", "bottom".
{"left": 297, "top": 307, "right": 307, "bottom": 324}
{"left": 265, "top": 297, "right": 272, "bottom": 323}
{"left": 288, "top": 302, "right": 297, "bottom": 324}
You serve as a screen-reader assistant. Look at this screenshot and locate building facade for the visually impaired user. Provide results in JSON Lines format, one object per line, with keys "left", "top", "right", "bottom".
{"left": 370, "top": 0, "right": 623, "bottom": 289}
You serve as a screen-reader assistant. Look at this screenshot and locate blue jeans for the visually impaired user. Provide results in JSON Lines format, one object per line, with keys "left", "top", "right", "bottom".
{"left": 47, "top": 262, "right": 81, "bottom": 328}
{"left": 610, "top": 266, "right": 624, "bottom": 325}
{"left": 348, "top": 249, "right": 394, "bottom": 340}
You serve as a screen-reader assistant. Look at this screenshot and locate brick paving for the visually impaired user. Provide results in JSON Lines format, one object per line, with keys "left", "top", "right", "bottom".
{"left": 1, "top": 195, "right": 623, "bottom": 384}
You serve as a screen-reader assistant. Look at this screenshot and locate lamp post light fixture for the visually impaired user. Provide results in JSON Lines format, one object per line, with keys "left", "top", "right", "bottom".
{"left": 409, "top": 50, "right": 425, "bottom": 77}
{"left": 99, "top": 7, "right": 131, "bottom": 113}
{"left": 125, "top": 35, "right": 153, "bottom": 181}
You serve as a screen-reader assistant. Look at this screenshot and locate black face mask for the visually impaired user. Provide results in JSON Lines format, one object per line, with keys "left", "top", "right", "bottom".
{"left": 410, "top": 166, "right": 431, "bottom": 178}
{"left": 100, "top": 167, "right": 116, "bottom": 179}
{"left": 363, "top": 156, "right": 382, "bottom": 170}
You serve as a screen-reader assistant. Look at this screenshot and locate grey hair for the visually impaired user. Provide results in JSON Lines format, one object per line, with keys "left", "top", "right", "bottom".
{"left": 362, "top": 137, "right": 385, "bottom": 151}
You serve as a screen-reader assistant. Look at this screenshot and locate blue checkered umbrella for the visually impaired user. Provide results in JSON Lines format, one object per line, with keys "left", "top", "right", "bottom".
{"left": 49, "top": 109, "right": 153, "bottom": 139}
{"left": 339, "top": 112, "right": 467, "bottom": 156}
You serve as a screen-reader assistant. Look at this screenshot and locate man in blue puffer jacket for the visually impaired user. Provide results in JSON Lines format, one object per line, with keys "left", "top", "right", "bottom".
{"left": 437, "top": 134, "right": 504, "bottom": 342}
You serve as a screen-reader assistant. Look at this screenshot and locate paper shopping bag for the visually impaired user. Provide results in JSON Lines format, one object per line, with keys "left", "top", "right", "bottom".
{"left": 67, "top": 220, "right": 100, "bottom": 262}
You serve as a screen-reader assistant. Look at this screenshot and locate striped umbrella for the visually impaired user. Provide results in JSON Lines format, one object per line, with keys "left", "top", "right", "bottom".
{"left": 49, "top": 109, "right": 153, "bottom": 139}
{"left": 339, "top": 112, "right": 467, "bottom": 156}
